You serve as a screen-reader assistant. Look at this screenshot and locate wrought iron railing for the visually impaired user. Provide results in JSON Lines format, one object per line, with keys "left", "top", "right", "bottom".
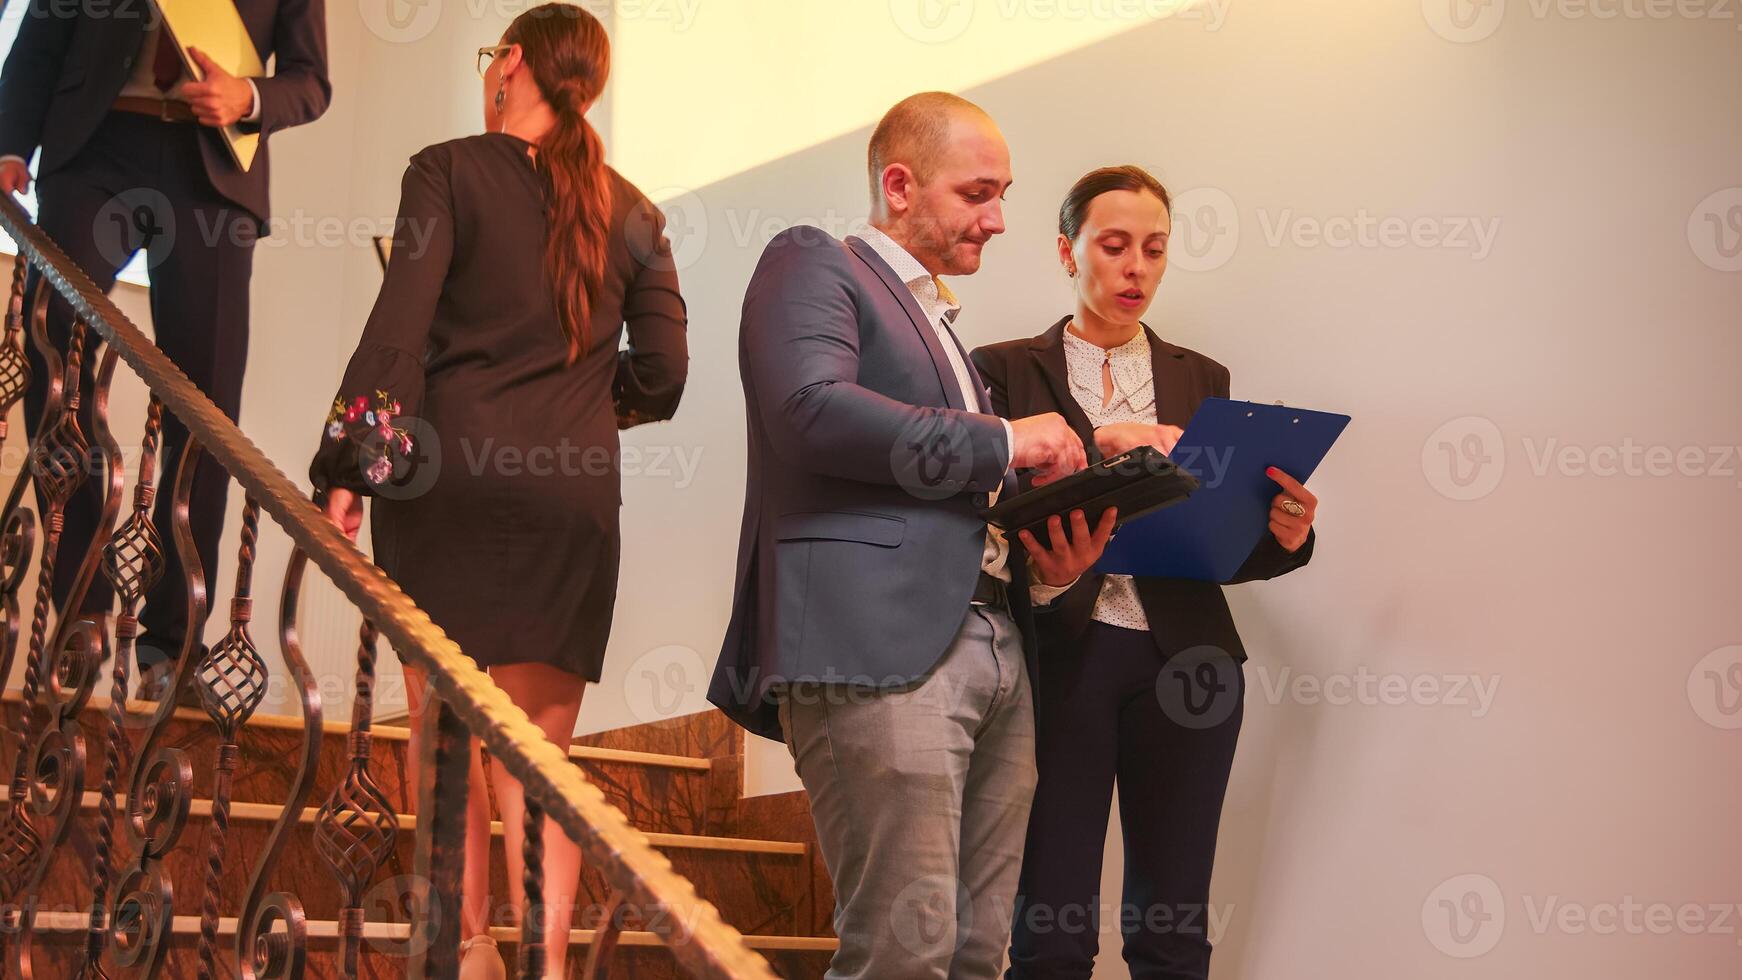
{"left": 0, "top": 194, "right": 775, "bottom": 978}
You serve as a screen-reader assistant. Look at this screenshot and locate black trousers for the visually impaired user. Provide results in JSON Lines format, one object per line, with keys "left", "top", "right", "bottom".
{"left": 1007, "top": 620, "right": 1246, "bottom": 980}
{"left": 22, "top": 111, "right": 256, "bottom": 672}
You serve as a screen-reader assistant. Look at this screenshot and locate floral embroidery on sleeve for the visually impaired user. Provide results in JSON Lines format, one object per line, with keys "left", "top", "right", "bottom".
{"left": 325, "top": 390, "right": 416, "bottom": 487}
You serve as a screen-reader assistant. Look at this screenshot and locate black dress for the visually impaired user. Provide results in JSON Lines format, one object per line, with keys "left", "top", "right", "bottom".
{"left": 310, "top": 133, "right": 688, "bottom": 679}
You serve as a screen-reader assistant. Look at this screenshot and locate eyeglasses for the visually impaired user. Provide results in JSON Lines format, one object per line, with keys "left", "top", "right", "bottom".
{"left": 476, "top": 44, "right": 512, "bottom": 78}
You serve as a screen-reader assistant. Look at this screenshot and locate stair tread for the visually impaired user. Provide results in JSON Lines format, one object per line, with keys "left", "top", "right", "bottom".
{"left": 28, "top": 909, "right": 837, "bottom": 950}
{"left": 78, "top": 791, "right": 806, "bottom": 855}
{"left": 4, "top": 689, "right": 713, "bottom": 770}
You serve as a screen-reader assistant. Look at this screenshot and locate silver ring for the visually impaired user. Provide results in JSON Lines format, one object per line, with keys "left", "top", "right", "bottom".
{"left": 1280, "top": 498, "right": 1306, "bottom": 518}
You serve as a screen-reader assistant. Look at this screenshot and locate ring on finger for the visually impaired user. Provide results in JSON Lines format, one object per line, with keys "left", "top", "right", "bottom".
{"left": 1280, "top": 498, "right": 1306, "bottom": 518}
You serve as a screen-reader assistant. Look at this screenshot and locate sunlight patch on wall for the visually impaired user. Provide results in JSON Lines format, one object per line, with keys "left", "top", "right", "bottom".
{"left": 606, "top": 0, "right": 1223, "bottom": 194}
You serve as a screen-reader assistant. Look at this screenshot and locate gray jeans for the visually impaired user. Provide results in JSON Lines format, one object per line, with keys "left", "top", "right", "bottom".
{"left": 778, "top": 603, "right": 1038, "bottom": 980}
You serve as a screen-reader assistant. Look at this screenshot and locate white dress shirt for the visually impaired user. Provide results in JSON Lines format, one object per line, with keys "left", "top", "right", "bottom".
{"left": 1062, "top": 325, "right": 1156, "bottom": 630}
{"left": 858, "top": 225, "right": 1071, "bottom": 607}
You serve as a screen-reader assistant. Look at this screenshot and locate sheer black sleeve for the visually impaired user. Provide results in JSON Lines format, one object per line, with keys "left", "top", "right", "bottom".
{"left": 310, "top": 147, "right": 453, "bottom": 498}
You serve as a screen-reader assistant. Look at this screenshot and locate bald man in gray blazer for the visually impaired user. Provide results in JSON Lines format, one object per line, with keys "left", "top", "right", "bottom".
{"left": 709, "top": 93, "right": 1117, "bottom": 978}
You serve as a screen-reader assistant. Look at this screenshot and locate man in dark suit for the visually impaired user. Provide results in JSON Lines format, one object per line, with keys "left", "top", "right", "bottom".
{"left": 0, "top": 0, "right": 329, "bottom": 697}
{"left": 709, "top": 92, "right": 1115, "bottom": 978}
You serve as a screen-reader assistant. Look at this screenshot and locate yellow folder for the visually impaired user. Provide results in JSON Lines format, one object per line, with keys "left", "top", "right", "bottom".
{"left": 155, "top": 0, "right": 265, "bottom": 171}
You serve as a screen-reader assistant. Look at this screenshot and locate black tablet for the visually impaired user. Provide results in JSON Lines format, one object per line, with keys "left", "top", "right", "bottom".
{"left": 983, "top": 445, "right": 1199, "bottom": 542}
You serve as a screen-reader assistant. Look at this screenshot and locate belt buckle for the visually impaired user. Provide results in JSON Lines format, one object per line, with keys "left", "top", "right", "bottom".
{"left": 159, "top": 99, "right": 175, "bottom": 122}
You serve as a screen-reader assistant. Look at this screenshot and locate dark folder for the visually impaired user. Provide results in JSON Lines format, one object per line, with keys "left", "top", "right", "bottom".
{"left": 1095, "top": 398, "right": 1350, "bottom": 581}
{"left": 983, "top": 445, "right": 1199, "bottom": 542}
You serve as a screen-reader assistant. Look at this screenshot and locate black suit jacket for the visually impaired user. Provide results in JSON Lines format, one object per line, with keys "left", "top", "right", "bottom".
{"left": 971, "top": 315, "right": 1315, "bottom": 664}
{"left": 0, "top": 0, "right": 330, "bottom": 223}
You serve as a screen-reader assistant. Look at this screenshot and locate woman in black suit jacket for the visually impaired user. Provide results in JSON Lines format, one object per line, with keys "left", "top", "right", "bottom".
{"left": 972, "top": 165, "right": 1321, "bottom": 980}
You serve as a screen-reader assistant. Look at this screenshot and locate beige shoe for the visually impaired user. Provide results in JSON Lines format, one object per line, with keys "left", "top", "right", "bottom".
{"left": 458, "top": 935, "right": 506, "bottom": 980}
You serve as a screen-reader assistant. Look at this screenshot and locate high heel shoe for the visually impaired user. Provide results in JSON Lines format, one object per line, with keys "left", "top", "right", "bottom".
{"left": 458, "top": 934, "right": 507, "bottom": 980}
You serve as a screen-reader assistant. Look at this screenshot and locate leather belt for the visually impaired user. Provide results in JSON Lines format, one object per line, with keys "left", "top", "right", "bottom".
{"left": 112, "top": 96, "right": 197, "bottom": 123}
{"left": 970, "top": 570, "right": 1008, "bottom": 610}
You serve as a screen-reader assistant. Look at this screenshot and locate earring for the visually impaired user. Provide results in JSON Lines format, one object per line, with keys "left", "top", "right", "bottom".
{"left": 1067, "top": 266, "right": 1077, "bottom": 278}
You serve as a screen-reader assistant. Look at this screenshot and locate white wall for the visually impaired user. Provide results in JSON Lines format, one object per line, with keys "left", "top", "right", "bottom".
{"left": 5, "top": 2, "right": 1738, "bottom": 978}
{"left": 594, "top": 3, "right": 1742, "bottom": 978}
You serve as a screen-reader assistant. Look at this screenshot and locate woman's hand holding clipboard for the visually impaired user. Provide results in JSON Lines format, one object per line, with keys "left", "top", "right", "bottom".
{"left": 1094, "top": 398, "right": 1349, "bottom": 581}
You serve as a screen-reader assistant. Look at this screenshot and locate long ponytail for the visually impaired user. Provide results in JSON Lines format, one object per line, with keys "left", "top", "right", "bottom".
{"left": 504, "top": 5, "right": 612, "bottom": 365}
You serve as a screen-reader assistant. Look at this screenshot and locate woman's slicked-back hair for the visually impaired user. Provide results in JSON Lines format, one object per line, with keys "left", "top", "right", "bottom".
{"left": 1059, "top": 165, "right": 1171, "bottom": 242}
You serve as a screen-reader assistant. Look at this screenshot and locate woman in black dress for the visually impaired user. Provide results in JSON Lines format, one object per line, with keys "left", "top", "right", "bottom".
{"left": 310, "top": 6, "right": 686, "bottom": 977}
{"left": 972, "top": 166, "right": 1321, "bottom": 979}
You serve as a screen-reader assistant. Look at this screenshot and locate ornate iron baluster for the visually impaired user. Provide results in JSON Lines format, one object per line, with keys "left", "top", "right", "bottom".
{"left": 0, "top": 510, "right": 31, "bottom": 797}
{"left": 519, "top": 801, "right": 545, "bottom": 979}
{"left": 192, "top": 495, "right": 270, "bottom": 978}
{"left": 313, "top": 620, "right": 398, "bottom": 977}
{"left": 109, "top": 437, "right": 211, "bottom": 980}
{"left": 16, "top": 310, "right": 90, "bottom": 746}
{"left": 12, "top": 619, "right": 107, "bottom": 979}
{"left": 82, "top": 394, "right": 167, "bottom": 978}
{"left": 234, "top": 541, "right": 323, "bottom": 980}
{"left": 0, "top": 252, "right": 30, "bottom": 445}
{"left": 0, "top": 311, "right": 90, "bottom": 969}
{"left": 408, "top": 697, "right": 468, "bottom": 980}
{"left": 49, "top": 332, "right": 126, "bottom": 668}
{"left": 0, "top": 254, "right": 35, "bottom": 810}
{"left": 10, "top": 327, "right": 126, "bottom": 979}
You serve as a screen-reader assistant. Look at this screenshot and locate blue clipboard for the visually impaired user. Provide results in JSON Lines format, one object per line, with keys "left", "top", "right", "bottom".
{"left": 1094, "top": 398, "right": 1349, "bottom": 582}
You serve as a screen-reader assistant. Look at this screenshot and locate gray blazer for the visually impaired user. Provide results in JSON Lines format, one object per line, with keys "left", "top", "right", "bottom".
{"left": 708, "top": 226, "right": 1037, "bottom": 741}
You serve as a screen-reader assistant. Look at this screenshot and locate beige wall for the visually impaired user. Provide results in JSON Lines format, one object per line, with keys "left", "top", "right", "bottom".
{"left": 5, "top": 1, "right": 1738, "bottom": 977}
{"left": 599, "top": 2, "right": 1742, "bottom": 978}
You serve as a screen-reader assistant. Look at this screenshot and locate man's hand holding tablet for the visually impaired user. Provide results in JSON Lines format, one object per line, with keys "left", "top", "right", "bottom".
{"left": 1011, "top": 412, "right": 1089, "bottom": 487}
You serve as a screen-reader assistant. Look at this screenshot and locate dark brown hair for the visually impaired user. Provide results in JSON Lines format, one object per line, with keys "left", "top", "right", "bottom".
{"left": 504, "top": 4, "right": 612, "bottom": 364}
{"left": 1059, "top": 165, "right": 1171, "bottom": 242}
